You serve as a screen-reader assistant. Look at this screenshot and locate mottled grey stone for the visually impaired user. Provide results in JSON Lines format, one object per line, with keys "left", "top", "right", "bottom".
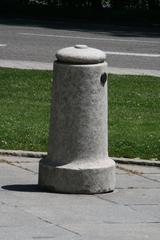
{"left": 39, "top": 158, "right": 115, "bottom": 193}
{"left": 39, "top": 46, "right": 115, "bottom": 193}
{"left": 56, "top": 45, "right": 106, "bottom": 64}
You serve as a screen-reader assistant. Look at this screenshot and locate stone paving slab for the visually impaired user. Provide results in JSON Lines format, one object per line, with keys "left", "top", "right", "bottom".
{"left": 0, "top": 155, "right": 160, "bottom": 240}
{"left": 0, "top": 163, "right": 37, "bottom": 186}
{"left": 0, "top": 225, "right": 76, "bottom": 240}
{"left": 117, "top": 164, "right": 160, "bottom": 174}
{"left": 116, "top": 173, "right": 160, "bottom": 189}
{"left": 13, "top": 162, "right": 39, "bottom": 174}
{"left": 61, "top": 223, "right": 160, "bottom": 240}
{"left": 97, "top": 188, "right": 160, "bottom": 205}
{"left": 25, "top": 198, "right": 153, "bottom": 224}
{"left": 131, "top": 205, "right": 160, "bottom": 221}
{"left": 0, "top": 155, "right": 40, "bottom": 163}
{"left": 12, "top": 162, "right": 123, "bottom": 178}
{"left": 143, "top": 174, "right": 160, "bottom": 182}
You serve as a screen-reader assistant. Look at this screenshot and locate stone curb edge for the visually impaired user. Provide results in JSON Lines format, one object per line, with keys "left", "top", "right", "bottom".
{"left": 0, "top": 60, "right": 160, "bottom": 77}
{"left": 0, "top": 149, "right": 46, "bottom": 158}
{"left": 113, "top": 157, "right": 160, "bottom": 167}
{"left": 0, "top": 149, "right": 160, "bottom": 167}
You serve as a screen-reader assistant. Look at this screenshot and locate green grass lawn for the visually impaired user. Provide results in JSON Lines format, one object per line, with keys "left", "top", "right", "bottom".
{"left": 0, "top": 68, "right": 51, "bottom": 151}
{"left": 0, "top": 67, "right": 160, "bottom": 160}
{"left": 108, "top": 75, "right": 160, "bottom": 160}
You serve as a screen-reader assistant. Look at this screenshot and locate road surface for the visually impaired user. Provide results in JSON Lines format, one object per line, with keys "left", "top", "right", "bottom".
{"left": 0, "top": 19, "right": 160, "bottom": 71}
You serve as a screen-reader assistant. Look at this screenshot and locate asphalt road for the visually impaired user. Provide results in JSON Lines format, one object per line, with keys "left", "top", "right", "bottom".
{"left": 0, "top": 19, "right": 160, "bottom": 70}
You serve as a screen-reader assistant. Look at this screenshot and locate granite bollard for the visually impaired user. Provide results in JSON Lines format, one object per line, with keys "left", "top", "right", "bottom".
{"left": 38, "top": 45, "right": 116, "bottom": 193}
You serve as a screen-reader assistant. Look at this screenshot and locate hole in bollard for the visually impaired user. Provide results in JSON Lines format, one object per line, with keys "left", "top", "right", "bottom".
{"left": 100, "top": 73, "right": 107, "bottom": 86}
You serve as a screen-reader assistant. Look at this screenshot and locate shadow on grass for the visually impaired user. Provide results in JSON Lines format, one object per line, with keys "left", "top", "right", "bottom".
{"left": 1, "top": 184, "right": 43, "bottom": 192}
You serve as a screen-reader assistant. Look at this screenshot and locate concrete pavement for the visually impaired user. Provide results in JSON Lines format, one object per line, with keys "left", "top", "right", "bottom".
{"left": 0, "top": 154, "right": 160, "bottom": 240}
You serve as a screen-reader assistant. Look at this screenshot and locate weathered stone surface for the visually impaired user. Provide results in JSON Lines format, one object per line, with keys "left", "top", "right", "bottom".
{"left": 39, "top": 158, "right": 115, "bottom": 193}
{"left": 56, "top": 44, "right": 106, "bottom": 64}
{"left": 39, "top": 46, "right": 115, "bottom": 193}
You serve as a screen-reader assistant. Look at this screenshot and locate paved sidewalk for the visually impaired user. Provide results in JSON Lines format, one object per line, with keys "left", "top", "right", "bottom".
{"left": 0, "top": 59, "right": 160, "bottom": 77}
{"left": 0, "top": 155, "right": 160, "bottom": 240}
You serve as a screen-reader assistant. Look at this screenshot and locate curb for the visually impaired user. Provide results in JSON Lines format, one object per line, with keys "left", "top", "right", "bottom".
{"left": 0, "top": 149, "right": 160, "bottom": 167}
{"left": 0, "top": 149, "right": 46, "bottom": 158}
{"left": 108, "top": 67, "right": 160, "bottom": 77}
{"left": 0, "top": 59, "right": 160, "bottom": 77}
{"left": 113, "top": 157, "right": 160, "bottom": 167}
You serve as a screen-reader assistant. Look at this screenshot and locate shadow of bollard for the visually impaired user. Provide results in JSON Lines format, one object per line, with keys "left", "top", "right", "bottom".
{"left": 1, "top": 184, "right": 42, "bottom": 192}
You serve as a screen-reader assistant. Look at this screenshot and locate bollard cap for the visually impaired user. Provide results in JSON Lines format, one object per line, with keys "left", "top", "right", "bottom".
{"left": 56, "top": 45, "right": 106, "bottom": 64}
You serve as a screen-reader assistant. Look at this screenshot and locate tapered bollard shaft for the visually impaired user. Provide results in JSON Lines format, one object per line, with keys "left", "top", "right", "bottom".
{"left": 39, "top": 45, "right": 116, "bottom": 193}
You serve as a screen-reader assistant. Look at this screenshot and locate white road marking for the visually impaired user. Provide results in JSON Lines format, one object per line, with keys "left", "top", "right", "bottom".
{"left": 0, "top": 44, "right": 7, "bottom": 47}
{"left": 19, "top": 32, "right": 160, "bottom": 44}
{"left": 105, "top": 51, "right": 160, "bottom": 57}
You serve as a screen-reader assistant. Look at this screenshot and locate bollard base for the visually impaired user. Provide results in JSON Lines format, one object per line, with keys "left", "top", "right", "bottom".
{"left": 38, "top": 158, "right": 116, "bottom": 194}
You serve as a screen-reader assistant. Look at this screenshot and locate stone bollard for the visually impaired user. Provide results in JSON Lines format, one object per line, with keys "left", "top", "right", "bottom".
{"left": 38, "top": 45, "right": 116, "bottom": 193}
